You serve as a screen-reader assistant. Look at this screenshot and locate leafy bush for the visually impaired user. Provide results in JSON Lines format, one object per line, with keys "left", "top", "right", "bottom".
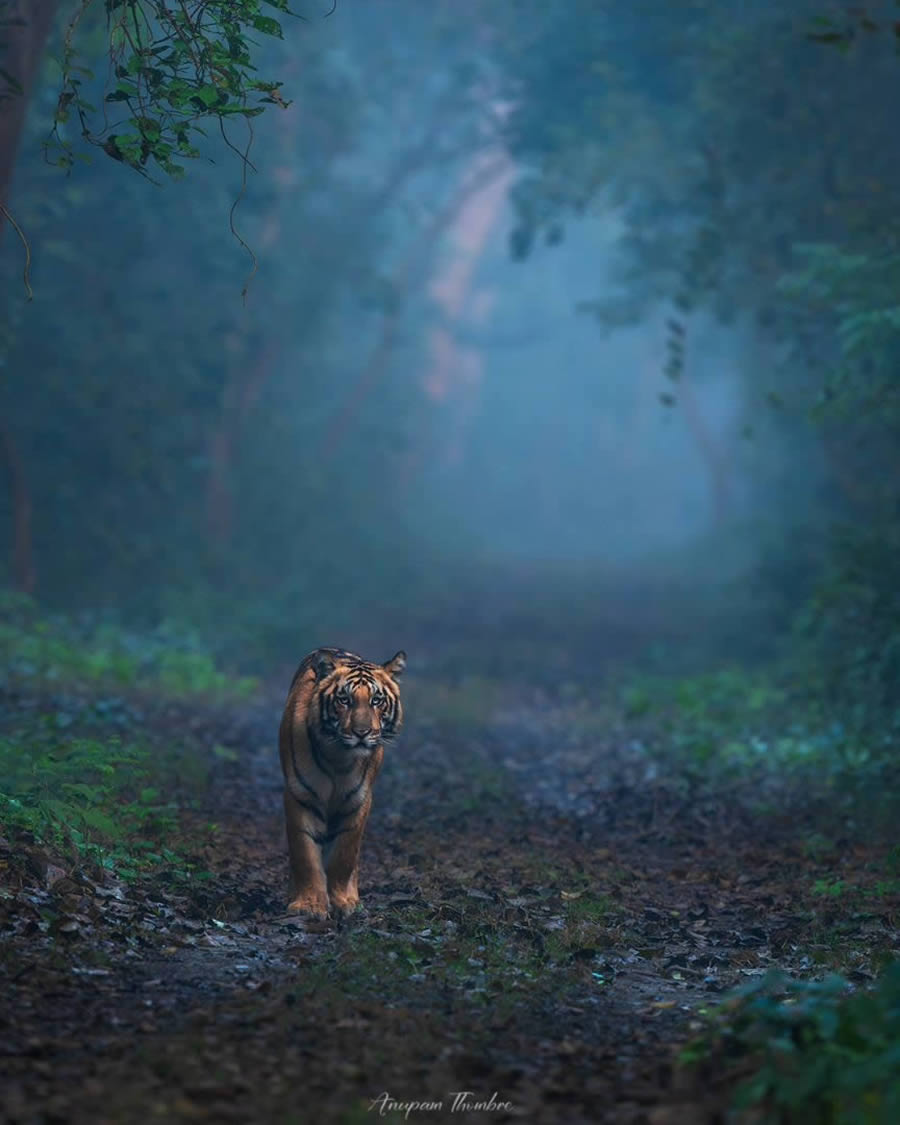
{"left": 0, "top": 590, "right": 258, "bottom": 700}
{"left": 621, "top": 666, "right": 790, "bottom": 774}
{"left": 683, "top": 964, "right": 900, "bottom": 1125}
{"left": 619, "top": 661, "right": 899, "bottom": 823}
{"left": 0, "top": 720, "right": 208, "bottom": 880}
{"left": 795, "top": 527, "right": 900, "bottom": 729}
{"left": 775, "top": 237, "right": 900, "bottom": 808}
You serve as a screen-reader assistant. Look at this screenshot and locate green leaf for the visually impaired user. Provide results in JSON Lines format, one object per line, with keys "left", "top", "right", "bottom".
{"left": 79, "top": 807, "right": 120, "bottom": 836}
{"left": 251, "top": 15, "right": 283, "bottom": 37}
{"left": 193, "top": 84, "right": 224, "bottom": 108}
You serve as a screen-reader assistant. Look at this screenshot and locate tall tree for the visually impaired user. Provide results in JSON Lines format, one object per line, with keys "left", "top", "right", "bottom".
{"left": 0, "top": 1, "right": 57, "bottom": 221}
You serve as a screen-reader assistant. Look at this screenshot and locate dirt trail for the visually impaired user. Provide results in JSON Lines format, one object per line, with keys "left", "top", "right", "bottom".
{"left": 2, "top": 681, "right": 897, "bottom": 1124}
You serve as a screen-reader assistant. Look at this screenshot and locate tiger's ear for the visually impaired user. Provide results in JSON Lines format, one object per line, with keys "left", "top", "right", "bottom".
{"left": 382, "top": 651, "right": 407, "bottom": 680}
{"left": 314, "top": 653, "right": 337, "bottom": 681}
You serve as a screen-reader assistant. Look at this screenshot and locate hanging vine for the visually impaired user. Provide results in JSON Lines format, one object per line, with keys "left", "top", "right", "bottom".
{"left": 47, "top": 0, "right": 297, "bottom": 179}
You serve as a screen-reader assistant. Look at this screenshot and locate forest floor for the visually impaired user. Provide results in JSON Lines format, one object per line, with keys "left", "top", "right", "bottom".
{"left": 1, "top": 663, "right": 898, "bottom": 1125}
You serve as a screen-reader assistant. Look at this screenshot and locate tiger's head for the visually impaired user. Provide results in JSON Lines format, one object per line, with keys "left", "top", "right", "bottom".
{"left": 313, "top": 650, "right": 406, "bottom": 752}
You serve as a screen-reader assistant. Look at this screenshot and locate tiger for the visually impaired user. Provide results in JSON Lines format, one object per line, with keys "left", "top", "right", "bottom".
{"left": 278, "top": 646, "right": 406, "bottom": 918}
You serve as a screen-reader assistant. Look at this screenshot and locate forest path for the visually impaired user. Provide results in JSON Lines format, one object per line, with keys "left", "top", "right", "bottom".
{"left": 2, "top": 675, "right": 897, "bottom": 1124}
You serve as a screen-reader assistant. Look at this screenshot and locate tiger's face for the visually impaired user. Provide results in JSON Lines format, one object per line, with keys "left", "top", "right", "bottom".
{"left": 315, "top": 651, "right": 406, "bottom": 751}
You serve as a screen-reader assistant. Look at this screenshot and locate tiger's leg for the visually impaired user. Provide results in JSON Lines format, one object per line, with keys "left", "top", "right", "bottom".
{"left": 283, "top": 791, "right": 329, "bottom": 917}
{"left": 325, "top": 800, "right": 371, "bottom": 917}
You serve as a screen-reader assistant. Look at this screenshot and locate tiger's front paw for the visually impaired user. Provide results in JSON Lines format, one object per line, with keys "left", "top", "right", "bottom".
{"left": 287, "top": 893, "right": 330, "bottom": 919}
{"left": 329, "top": 889, "right": 360, "bottom": 918}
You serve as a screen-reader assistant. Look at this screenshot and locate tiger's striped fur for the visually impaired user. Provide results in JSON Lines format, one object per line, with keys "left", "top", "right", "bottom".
{"left": 278, "top": 646, "right": 406, "bottom": 918}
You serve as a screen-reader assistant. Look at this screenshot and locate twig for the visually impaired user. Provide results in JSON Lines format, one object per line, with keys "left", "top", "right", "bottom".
{"left": 0, "top": 204, "right": 33, "bottom": 300}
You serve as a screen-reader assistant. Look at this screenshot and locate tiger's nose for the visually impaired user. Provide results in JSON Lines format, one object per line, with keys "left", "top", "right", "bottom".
{"left": 352, "top": 725, "right": 372, "bottom": 738}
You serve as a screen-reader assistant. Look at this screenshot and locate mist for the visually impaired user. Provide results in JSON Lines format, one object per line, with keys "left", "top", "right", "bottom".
{"left": 2, "top": 0, "right": 826, "bottom": 670}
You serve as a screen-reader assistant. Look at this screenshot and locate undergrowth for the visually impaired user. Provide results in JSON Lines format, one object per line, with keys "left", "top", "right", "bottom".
{"left": 0, "top": 589, "right": 249, "bottom": 881}
{"left": 0, "top": 591, "right": 258, "bottom": 700}
{"left": 617, "top": 663, "right": 900, "bottom": 825}
{"left": 682, "top": 962, "right": 900, "bottom": 1125}
{"left": 0, "top": 720, "right": 212, "bottom": 881}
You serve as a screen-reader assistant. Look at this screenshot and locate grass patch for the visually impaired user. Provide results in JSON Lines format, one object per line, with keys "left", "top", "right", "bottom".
{"left": 563, "top": 891, "right": 614, "bottom": 923}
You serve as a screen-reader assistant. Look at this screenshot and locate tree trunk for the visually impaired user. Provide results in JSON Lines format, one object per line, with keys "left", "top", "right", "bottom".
{"left": 0, "top": 0, "right": 57, "bottom": 217}
{"left": 0, "top": 0, "right": 55, "bottom": 591}
{"left": 206, "top": 342, "right": 278, "bottom": 546}
{"left": 678, "top": 370, "right": 730, "bottom": 528}
{"left": 0, "top": 420, "right": 35, "bottom": 592}
{"left": 319, "top": 157, "right": 509, "bottom": 460}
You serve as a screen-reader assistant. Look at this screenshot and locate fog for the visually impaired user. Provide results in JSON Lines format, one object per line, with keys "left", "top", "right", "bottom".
{"left": 0, "top": 0, "right": 843, "bottom": 672}
{"left": 409, "top": 214, "right": 747, "bottom": 564}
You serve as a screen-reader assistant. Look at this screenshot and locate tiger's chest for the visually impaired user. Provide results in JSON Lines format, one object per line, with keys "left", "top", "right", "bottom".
{"left": 324, "top": 765, "right": 370, "bottom": 812}
{"left": 307, "top": 744, "right": 380, "bottom": 812}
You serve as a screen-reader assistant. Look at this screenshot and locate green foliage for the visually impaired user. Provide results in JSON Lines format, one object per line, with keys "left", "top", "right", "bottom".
{"left": 796, "top": 527, "right": 900, "bottom": 711}
{"left": 155, "top": 649, "right": 258, "bottom": 700}
{"left": 806, "top": 10, "right": 900, "bottom": 52}
{"left": 620, "top": 662, "right": 898, "bottom": 819}
{"left": 495, "top": 0, "right": 900, "bottom": 450}
{"left": 778, "top": 243, "right": 900, "bottom": 427}
{"left": 812, "top": 878, "right": 846, "bottom": 899}
{"left": 500, "top": 0, "right": 900, "bottom": 326}
{"left": 49, "top": 0, "right": 294, "bottom": 178}
{"left": 624, "top": 666, "right": 786, "bottom": 768}
{"left": 684, "top": 964, "right": 900, "bottom": 1125}
{"left": 0, "top": 590, "right": 258, "bottom": 700}
{"left": 563, "top": 891, "right": 612, "bottom": 924}
{"left": 0, "top": 720, "right": 205, "bottom": 879}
